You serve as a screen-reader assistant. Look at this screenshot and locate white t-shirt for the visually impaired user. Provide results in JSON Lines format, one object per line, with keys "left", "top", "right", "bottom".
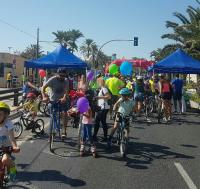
{"left": 117, "top": 98, "right": 135, "bottom": 117}
{"left": 0, "top": 120, "right": 14, "bottom": 147}
{"left": 98, "top": 87, "right": 110, "bottom": 110}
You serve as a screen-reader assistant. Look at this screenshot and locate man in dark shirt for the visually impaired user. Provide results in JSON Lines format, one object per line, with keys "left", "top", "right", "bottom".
{"left": 172, "top": 74, "right": 183, "bottom": 114}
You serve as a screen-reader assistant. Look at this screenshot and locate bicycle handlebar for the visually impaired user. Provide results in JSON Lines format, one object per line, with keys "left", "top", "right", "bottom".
{"left": 0, "top": 146, "right": 20, "bottom": 154}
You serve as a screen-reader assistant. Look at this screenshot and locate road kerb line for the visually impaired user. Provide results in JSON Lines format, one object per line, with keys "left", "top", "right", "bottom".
{"left": 174, "top": 162, "right": 198, "bottom": 189}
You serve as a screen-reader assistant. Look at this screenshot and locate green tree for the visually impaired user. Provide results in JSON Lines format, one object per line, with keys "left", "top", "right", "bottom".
{"left": 20, "top": 44, "right": 43, "bottom": 59}
{"left": 52, "top": 29, "right": 83, "bottom": 53}
{"left": 80, "top": 39, "right": 99, "bottom": 68}
{"left": 80, "top": 39, "right": 96, "bottom": 59}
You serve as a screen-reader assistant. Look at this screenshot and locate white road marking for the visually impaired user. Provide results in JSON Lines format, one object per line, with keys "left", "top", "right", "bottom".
{"left": 174, "top": 162, "right": 198, "bottom": 189}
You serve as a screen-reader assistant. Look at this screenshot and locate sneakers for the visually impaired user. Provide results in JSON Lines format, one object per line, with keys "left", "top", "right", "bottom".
{"left": 80, "top": 144, "right": 85, "bottom": 157}
{"left": 91, "top": 146, "right": 97, "bottom": 158}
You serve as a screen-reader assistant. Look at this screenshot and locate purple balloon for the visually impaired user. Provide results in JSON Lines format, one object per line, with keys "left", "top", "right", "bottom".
{"left": 87, "top": 71, "right": 94, "bottom": 81}
{"left": 77, "top": 97, "right": 89, "bottom": 113}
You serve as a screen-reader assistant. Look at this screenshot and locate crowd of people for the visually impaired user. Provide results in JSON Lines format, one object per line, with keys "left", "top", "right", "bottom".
{"left": 0, "top": 68, "right": 185, "bottom": 180}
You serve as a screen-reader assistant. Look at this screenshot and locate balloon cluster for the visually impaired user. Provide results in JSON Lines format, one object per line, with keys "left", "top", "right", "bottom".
{"left": 108, "top": 61, "right": 133, "bottom": 76}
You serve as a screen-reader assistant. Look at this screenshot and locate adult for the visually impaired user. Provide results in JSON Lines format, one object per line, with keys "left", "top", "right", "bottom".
{"left": 133, "top": 76, "right": 145, "bottom": 115}
{"left": 6, "top": 71, "right": 12, "bottom": 88}
{"left": 158, "top": 75, "right": 172, "bottom": 122}
{"left": 93, "top": 77, "right": 111, "bottom": 142}
{"left": 42, "top": 68, "right": 69, "bottom": 138}
{"left": 22, "top": 75, "right": 38, "bottom": 100}
{"left": 77, "top": 75, "right": 88, "bottom": 94}
{"left": 171, "top": 74, "right": 183, "bottom": 114}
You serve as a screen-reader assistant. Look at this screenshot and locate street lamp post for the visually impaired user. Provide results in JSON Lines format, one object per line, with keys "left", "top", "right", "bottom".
{"left": 95, "top": 38, "right": 138, "bottom": 69}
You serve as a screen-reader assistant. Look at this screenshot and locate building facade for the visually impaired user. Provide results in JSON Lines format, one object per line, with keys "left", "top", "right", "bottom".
{"left": 0, "top": 53, "right": 26, "bottom": 88}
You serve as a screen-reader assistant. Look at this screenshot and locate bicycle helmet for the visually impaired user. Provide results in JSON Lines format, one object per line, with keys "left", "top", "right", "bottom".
{"left": 0, "top": 101, "right": 10, "bottom": 115}
{"left": 119, "top": 88, "right": 131, "bottom": 95}
{"left": 27, "top": 92, "right": 36, "bottom": 99}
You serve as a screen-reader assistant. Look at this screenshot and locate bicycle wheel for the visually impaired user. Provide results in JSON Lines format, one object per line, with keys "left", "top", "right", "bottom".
{"left": 38, "top": 101, "right": 46, "bottom": 114}
{"left": 120, "top": 131, "right": 127, "bottom": 158}
{"left": 13, "top": 122, "right": 23, "bottom": 139}
{"left": 34, "top": 119, "right": 45, "bottom": 135}
{"left": 44, "top": 103, "right": 50, "bottom": 117}
{"left": 157, "top": 106, "right": 163, "bottom": 123}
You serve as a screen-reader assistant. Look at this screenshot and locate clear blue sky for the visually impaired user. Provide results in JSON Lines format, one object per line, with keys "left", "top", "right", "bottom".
{"left": 0, "top": 0, "right": 198, "bottom": 60}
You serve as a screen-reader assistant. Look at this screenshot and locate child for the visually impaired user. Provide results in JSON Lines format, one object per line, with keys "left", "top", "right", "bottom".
{"left": 23, "top": 92, "right": 38, "bottom": 120}
{"left": 107, "top": 88, "right": 134, "bottom": 147}
{"left": 0, "top": 102, "right": 20, "bottom": 181}
{"left": 80, "top": 105, "right": 96, "bottom": 157}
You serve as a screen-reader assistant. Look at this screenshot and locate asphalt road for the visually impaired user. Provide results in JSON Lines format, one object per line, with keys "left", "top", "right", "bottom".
{"left": 6, "top": 112, "right": 200, "bottom": 189}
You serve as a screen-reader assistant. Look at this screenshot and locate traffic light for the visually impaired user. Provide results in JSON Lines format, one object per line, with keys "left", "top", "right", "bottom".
{"left": 134, "top": 37, "right": 138, "bottom": 46}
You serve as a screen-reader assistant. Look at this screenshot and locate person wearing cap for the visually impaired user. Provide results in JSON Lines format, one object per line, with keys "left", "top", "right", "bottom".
{"left": 42, "top": 68, "right": 69, "bottom": 139}
{"left": 107, "top": 88, "right": 134, "bottom": 147}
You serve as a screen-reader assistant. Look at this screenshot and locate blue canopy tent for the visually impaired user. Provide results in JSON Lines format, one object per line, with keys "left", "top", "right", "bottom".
{"left": 149, "top": 49, "right": 200, "bottom": 74}
{"left": 24, "top": 45, "right": 89, "bottom": 69}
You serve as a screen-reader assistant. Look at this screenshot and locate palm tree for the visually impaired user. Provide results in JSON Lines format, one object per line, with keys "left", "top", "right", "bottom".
{"left": 161, "top": 4, "right": 200, "bottom": 57}
{"left": 52, "top": 29, "right": 83, "bottom": 53}
{"left": 80, "top": 39, "right": 96, "bottom": 59}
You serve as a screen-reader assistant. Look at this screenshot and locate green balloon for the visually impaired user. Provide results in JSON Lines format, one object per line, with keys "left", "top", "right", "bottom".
{"left": 109, "top": 64, "right": 118, "bottom": 75}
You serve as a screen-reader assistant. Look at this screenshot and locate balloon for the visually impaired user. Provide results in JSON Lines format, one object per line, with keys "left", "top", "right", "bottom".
{"left": 77, "top": 97, "right": 89, "bottom": 113}
{"left": 120, "top": 61, "right": 133, "bottom": 76}
{"left": 39, "top": 69, "right": 46, "bottom": 78}
{"left": 87, "top": 70, "right": 94, "bottom": 81}
{"left": 109, "top": 64, "right": 118, "bottom": 75}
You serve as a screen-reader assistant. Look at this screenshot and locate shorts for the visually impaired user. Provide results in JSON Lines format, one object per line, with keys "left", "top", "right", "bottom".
{"left": 160, "top": 92, "right": 172, "bottom": 100}
{"left": 134, "top": 93, "right": 144, "bottom": 102}
{"left": 173, "top": 92, "right": 182, "bottom": 101}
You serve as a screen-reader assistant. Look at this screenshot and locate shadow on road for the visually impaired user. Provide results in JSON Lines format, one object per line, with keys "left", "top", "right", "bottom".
{"left": 180, "top": 144, "right": 198, "bottom": 148}
{"left": 97, "top": 141, "right": 195, "bottom": 170}
{"left": 16, "top": 170, "right": 86, "bottom": 187}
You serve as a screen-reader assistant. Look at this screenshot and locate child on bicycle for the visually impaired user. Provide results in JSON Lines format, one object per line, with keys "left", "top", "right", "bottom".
{"left": 107, "top": 88, "right": 134, "bottom": 147}
{"left": 23, "top": 92, "right": 38, "bottom": 120}
{"left": 0, "top": 102, "right": 20, "bottom": 181}
{"left": 80, "top": 103, "right": 96, "bottom": 157}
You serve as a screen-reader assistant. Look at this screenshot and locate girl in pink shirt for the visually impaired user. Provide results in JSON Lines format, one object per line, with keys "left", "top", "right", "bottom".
{"left": 80, "top": 106, "right": 96, "bottom": 157}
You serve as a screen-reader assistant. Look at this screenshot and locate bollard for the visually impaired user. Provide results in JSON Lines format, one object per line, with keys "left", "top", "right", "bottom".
{"left": 13, "top": 88, "right": 19, "bottom": 106}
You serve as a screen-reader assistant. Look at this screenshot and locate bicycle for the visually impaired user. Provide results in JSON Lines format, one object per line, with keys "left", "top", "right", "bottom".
{"left": 0, "top": 146, "right": 19, "bottom": 188}
{"left": 14, "top": 110, "right": 44, "bottom": 138}
{"left": 156, "top": 97, "right": 164, "bottom": 123}
{"left": 49, "top": 101, "right": 63, "bottom": 152}
{"left": 115, "top": 112, "right": 130, "bottom": 158}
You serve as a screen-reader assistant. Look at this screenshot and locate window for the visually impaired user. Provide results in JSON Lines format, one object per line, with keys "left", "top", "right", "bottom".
{"left": 0, "top": 63, "right": 4, "bottom": 77}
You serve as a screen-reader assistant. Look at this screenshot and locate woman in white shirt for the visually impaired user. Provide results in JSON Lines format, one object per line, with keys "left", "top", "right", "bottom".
{"left": 93, "top": 77, "right": 111, "bottom": 142}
